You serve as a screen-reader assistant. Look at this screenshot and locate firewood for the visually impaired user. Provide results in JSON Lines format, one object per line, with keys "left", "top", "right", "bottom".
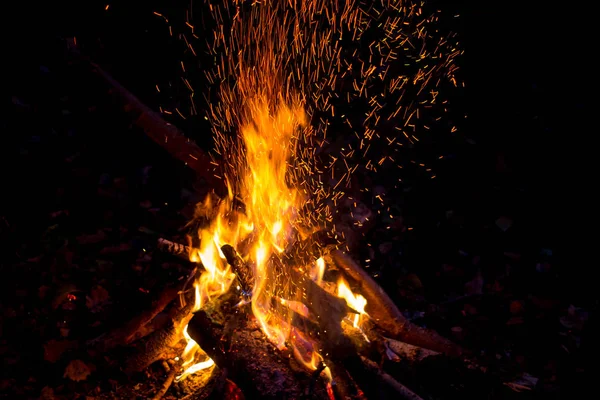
{"left": 360, "top": 357, "right": 424, "bottom": 400}
{"left": 328, "top": 250, "right": 462, "bottom": 356}
{"left": 187, "top": 305, "right": 333, "bottom": 400}
{"left": 220, "top": 244, "right": 254, "bottom": 295}
{"left": 66, "top": 42, "right": 225, "bottom": 195}
{"left": 157, "top": 238, "right": 195, "bottom": 261}
{"left": 124, "top": 299, "right": 194, "bottom": 374}
{"left": 293, "top": 266, "right": 350, "bottom": 347}
{"left": 327, "top": 360, "right": 367, "bottom": 400}
{"left": 152, "top": 361, "right": 179, "bottom": 400}
{"left": 87, "top": 283, "right": 181, "bottom": 353}
{"left": 220, "top": 245, "right": 352, "bottom": 348}
{"left": 384, "top": 337, "right": 440, "bottom": 364}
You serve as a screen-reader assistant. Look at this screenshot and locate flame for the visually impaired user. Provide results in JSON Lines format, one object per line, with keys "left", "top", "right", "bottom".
{"left": 244, "top": 99, "right": 306, "bottom": 351}
{"left": 310, "top": 257, "right": 326, "bottom": 286}
{"left": 176, "top": 326, "right": 215, "bottom": 382}
{"left": 176, "top": 100, "right": 374, "bottom": 379}
{"left": 176, "top": 100, "right": 376, "bottom": 381}
{"left": 177, "top": 198, "right": 238, "bottom": 380}
{"left": 337, "top": 277, "right": 368, "bottom": 329}
{"left": 178, "top": 98, "right": 321, "bottom": 378}
{"left": 161, "top": 0, "right": 460, "bottom": 382}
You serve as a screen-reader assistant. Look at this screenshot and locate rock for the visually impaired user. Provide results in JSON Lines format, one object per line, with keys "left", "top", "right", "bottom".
{"left": 495, "top": 216, "right": 513, "bottom": 232}
{"left": 450, "top": 326, "right": 464, "bottom": 341}
{"left": 64, "top": 360, "right": 91, "bottom": 382}
{"left": 86, "top": 286, "right": 110, "bottom": 313}
{"left": 464, "top": 270, "right": 484, "bottom": 295}
{"left": 510, "top": 300, "right": 524, "bottom": 315}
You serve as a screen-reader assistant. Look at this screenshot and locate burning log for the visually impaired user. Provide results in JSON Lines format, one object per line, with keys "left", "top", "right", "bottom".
{"left": 187, "top": 304, "right": 333, "bottom": 400}
{"left": 147, "top": 238, "right": 452, "bottom": 397}
{"left": 328, "top": 250, "right": 462, "bottom": 357}
{"left": 360, "top": 357, "right": 424, "bottom": 400}
{"left": 222, "top": 245, "right": 352, "bottom": 350}
{"left": 124, "top": 297, "right": 195, "bottom": 374}
{"left": 220, "top": 244, "right": 254, "bottom": 295}
{"left": 327, "top": 360, "right": 367, "bottom": 400}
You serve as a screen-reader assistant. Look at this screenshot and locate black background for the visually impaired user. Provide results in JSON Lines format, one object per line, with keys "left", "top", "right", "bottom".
{"left": 7, "top": 0, "right": 594, "bottom": 295}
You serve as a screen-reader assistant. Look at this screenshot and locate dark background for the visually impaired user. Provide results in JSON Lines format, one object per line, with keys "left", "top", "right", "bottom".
{"left": 10, "top": 0, "right": 592, "bottom": 296}
{"left": 2, "top": 0, "right": 596, "bottom": 396}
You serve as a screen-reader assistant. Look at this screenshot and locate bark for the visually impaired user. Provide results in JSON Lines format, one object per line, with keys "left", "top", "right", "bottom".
{"left": 384, "top": 337, "right": 441, "bottom": 364}
{"left": 152, "top": 366, "right": 178, "bottom": 400}
{"left": 221, "top": 244, "right": 254, "bottom": 295}
{"left": 328, "top": 250, "right": 462, "bottom": 357}
{"left": 187, "top": 300, "right": 333, "bottom": 400}
{"left": 124, "top": 300, "right": 194, "bottom": 374}
{"left": 157, "top": 238, "right": 194, "bottom": 260}
{"left": 360, "top": 357, "right": 424, "bottom": 400}
{"left": 65, "top": 40, "right": 225, "bottom": 195}
{"left": 87, "top": 283, "right": 181, "bottom": 353}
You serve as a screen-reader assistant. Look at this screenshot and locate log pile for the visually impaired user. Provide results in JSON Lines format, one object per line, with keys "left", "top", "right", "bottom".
{"left": 61, "top": 43, "right": 493, "bottom": 399}
{"left": 83, "top": 232, "right": 464, "bottom": 399}
{"left": 155, "top": 238, "right": 464, "bottom": 400}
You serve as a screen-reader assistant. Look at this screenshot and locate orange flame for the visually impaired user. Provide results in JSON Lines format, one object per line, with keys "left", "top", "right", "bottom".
{"left": 310, "top": 257, "right": 326, "bottom": 286}
{"left": 178, "top": 98, "right": 321, "bottom": 378}
{"left": 337, "top": 277, "right": 368, "bottom": 329}
{"left": 177, "top": 100, "right": 371, "bottom": 379}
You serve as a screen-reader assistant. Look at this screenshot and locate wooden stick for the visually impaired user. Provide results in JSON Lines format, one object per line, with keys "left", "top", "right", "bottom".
{"left": 329, "top": 250, "right": 463, "bottom": 356}
{"left": 124, "top": 299, "right": 194, "bottom": 374}
{"left": 187, "top": 307, "right": 332, "bottom": 400}
{"left": 327, "top": 361, "right": 367, "bottom": 400}
{"left": 65, "top": 39, "right": 225, "bottom": 195}
{"left": 87, "top": 284, "right": 181, "bottom": 353}
{"left": 152, "top": 364, "right": 178, "bottom": 400}
{"left": 157, "top": 238, "right": 194, "bottom": 261}
{"left": 384, "top": 337, "right": 440, "bottom": 363}
{"left": 360, "top": 357, "right": 425, "bottom": 400}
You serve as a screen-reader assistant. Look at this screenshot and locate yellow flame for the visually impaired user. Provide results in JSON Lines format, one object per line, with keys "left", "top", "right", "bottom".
{"left": 177, "top": 100, "right": 374, "bottom": 380}
{"left": 310, "top": 257, "right": 326, "bottom": 286}
{"left": 178, "top": 99, "right": 315, "bottom": 378}
{"left": 176, "top": 326, "right": 215, "bottom": 382}
{"left": 337, "top": 277, "right": 368, "bottom": 329}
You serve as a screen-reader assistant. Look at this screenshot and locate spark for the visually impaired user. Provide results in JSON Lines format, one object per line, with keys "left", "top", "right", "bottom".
{"left": 158, "top": 0, "right": 461, "bottom": 381}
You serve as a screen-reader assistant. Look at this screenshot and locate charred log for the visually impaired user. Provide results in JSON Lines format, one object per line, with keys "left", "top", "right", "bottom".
{"left": 157, "top": 238, "right": 195, "bottom": 260}
{"left": 360, "top": 357, "right": 424, "bottom": 400}
{"left": 221, "top": 244, "right": 254, "bottom": 295}
{"left": 187, "top": 302, "right": 332, "bottom": 400}
{"left": 327, "top": 360, "right": 367, "bottom": 400}
{"left": 124, "top": 299, "right": 194, "bottom": 374}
